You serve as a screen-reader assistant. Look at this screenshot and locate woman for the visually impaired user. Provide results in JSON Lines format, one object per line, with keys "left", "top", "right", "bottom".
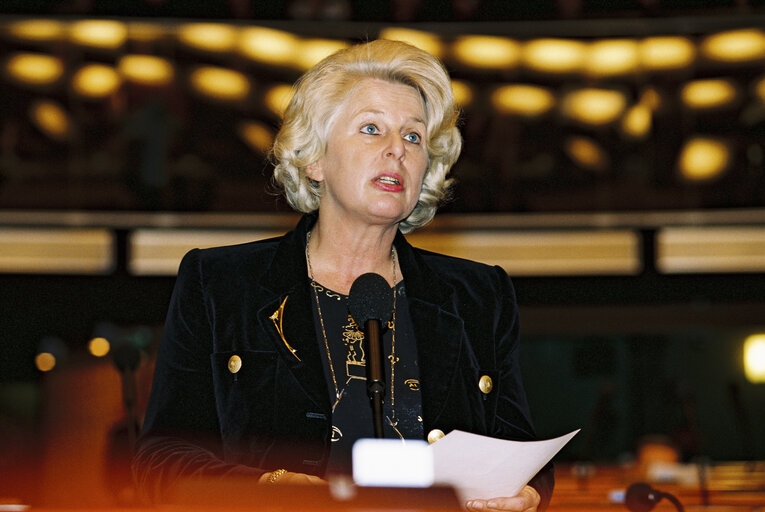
{"left": 133, "top": 39, "right": 553, "bottom": 511}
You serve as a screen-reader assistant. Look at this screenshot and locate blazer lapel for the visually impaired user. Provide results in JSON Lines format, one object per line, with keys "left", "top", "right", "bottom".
{"left": 256, "top": 215, "right": 329, "bottom": 411}
{"left": 394, "top": 233, "right": 465, "bottom": 432}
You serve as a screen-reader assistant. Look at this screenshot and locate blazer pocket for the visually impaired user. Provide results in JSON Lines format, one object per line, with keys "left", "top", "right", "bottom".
{"left": 211, "top": 350, "right": 278, "bottom": 439}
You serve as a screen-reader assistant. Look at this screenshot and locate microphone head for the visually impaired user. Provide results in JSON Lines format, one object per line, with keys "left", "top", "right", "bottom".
{"left": 625, "top": 483, "right": 661, "bottom": 512}
{"left": 348, "top": 273, "right": 394, "bottom": 326}
{"left": 112, "top": 342, "right": 141, "bottom": 372}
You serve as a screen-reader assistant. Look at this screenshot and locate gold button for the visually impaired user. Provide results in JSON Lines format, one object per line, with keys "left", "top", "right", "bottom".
{"left": 427, "top": 429, "right": 445, "bottom": 444}
{"left": 479, "top": 375, "right": 493, "bottom": 394}
{"left": 228, "top": 355, "right": 242, "bottom": 374}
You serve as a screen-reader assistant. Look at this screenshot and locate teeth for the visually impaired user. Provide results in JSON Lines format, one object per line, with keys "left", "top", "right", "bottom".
{"left": 376, "top": 176, "right": 400, "bottom": 185}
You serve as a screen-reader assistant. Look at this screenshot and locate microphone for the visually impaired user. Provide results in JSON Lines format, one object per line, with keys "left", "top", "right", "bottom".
{"left": 348, "top": 273, "right": 394, "bottom": 439}
{"left": 111, "top": 341, "right": 141, "bottom": 454}
{"left": 625, "top": 483, "right": 685, "bottom": 512}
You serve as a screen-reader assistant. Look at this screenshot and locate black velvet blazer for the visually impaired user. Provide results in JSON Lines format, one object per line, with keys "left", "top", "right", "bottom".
{"left": 133, "top": 214, "right": 554, "bottom": 506}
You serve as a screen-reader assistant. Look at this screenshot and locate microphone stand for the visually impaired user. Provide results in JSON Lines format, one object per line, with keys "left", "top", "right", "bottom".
{"left": 364, "top": 318, "right": 385, "bottom": 439}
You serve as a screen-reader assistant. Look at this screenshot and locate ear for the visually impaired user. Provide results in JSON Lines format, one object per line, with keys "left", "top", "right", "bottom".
{"left": 305, "top": 159, "right": 324, "bottom": 182}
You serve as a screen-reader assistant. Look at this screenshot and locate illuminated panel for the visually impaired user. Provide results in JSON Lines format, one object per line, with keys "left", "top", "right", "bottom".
{"left": 701, "top": 29, "right": 765, "bottom": 63}
{"left": 756, "top": 75, "right": 765, "bottom": 102}
{"left": 621, "top": 103, "right": 652, "bottom": 138}
{"left": 118, "top": 54, "right": 174, "bottom": 86}
{"left": 0, "top": 228, "right": 114, "bottom": 274}
{"left": 239, "top": 27, "right": 299, "bottom": 66}
{"left": 678, "top": 137, "right": 730, "bottom": 182}
{"left": 30, "top": 100, "right": 71, "bottom": 140}
{"left": 491, "top": 84, "right": 555, "bottom": 117}
{"left": 5, "top": 53, "right": 64, "bottom": 86}
{"left": 71, "top": 64, "right": 121, "bottom": 98}
{"left": 562, "top": 88, "right": 627, "bottom": 126}
{"left": 129, "top": 230, "right": 286, "bottom": 275}
{"left": 238, "top": 120, "right": 274, "bottom": 154}
{"left": 189, "top": 66, "right": 250, "bottom": 102}
{"left": 407, "top": 230, "right": 641, "bottom": 276}
{"left": 294, "top": 39, "right": 349, "bottom": 71}
{"left": 522, "top": 38, "right": 586, "bottom": 74}
{"left": 264, "top": 84, "right": 294, "bottom": 117}
{"left": 680, "top": 79, "right": 737, "bottom": 109}
{"left": 379, "top": 28, "right": 443, "bottom": 58}
{"left": 451, "top": 80, "right": 473, "bottom": 108}
{"left": 743, "top": 334, "right": 765, "bottom": 384}
{"left": 70, "top": 20, "right": 127, "bottom": 49}
{"left": 7, "top": 19, "right": 65, "bottom": 41}
{"left": 586, "top": 39, "right": 639, "bottom": 77}
{"left": 639, "top": 36, "right": 696, "bottom": 71}
{"left": 452, "top": 36, "right": 520, "bottom": 69}
{"left": 177, "top": 23, "right": 238, "bottom": 52}
{"left": 657, "top": 227, "right": 765, "bottom": 273}
{"left": 564, "top": 136, "right": 608, "bottom": 171}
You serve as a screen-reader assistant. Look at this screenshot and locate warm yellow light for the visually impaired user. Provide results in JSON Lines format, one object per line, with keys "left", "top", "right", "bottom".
{"left": 522, "top": 39, "right": 586, "bottom": 74}
{"left": 89, "top": 337, "right": 111, "bottom": 357}
{"left": 678, "top": 137, "right": 730, "bottom": 182}
{"left": 379, "top": 28, "right": 444, "bottom": 58}
{"left": 178, "top": 23, "right": 238, "bottom": 53}
{"left": 5, "top": 53, "right": 64, "bottom": 86}
{"left": 452, "top": 36, "right": 521, "bottom": 69}
{"left": 127, "top": 22, "right": 166, "bottom": 43}
{"left": 35, "top": 352, "right": 56, "bottom": 372}
{"left": 743, "top": 334, "right": 765, "bottom": 384}
{"left": 680, "top": 79, "right": 737, "bottom": 109}
{"left": 189, "top": 66, "right": 250, "bottom": 102}
{"left": 7, "top": 19, "right": 65, "bottom": 41}
{"left": 621, "top": 104, "right": 652, "bottom": 138}
{"left": 639, "top": 36, "right": 696, "bottom": 70}
{"left": 30, "top": 101, "right": 71, "bottom": 141}
{"left": 71, "top": 64, "right": 121, "bottom": 98}
{"left": 70, "top": 20, "right": 127, "bottom": 49}
{"left": 238, "top": 121, "right": 274, "bottom": 154}
{"left": 264, "top": 84, "right": 294, "bottom": 117}
{"left": 451, "top": 80, "right": 473, "bottom": 108}
{"left": 701, "top": 29, "right": 765, "bottom": 63}
{"left": 562, "top": 88, "right": 627, "bottom": 125}
{"left": 491, "top": 84, "right": 555, "bottom": 117}
{"left": 586, "top": 39, "right": 640, "bottom": 77}
{"left": 755, "top": 76, "right": 765, "bottom": 102}
{"left": 294, "top": 39, "right": 349, "bottom": 71}
{"left": 565, "top": 136, "right": 608, "bottom": 170}
{"left": 118, "top": 55, "right": 174, "bottom": 86}
{"left": 239, "top": 27, "right": 299, "bottom": 66}
{"left": 640, "top": 87, "right": 662, "bottom": 111}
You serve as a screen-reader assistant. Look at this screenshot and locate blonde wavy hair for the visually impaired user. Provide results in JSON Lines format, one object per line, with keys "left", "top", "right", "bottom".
{"left": 271, "top": 39, "right": 462, "bottom": 233}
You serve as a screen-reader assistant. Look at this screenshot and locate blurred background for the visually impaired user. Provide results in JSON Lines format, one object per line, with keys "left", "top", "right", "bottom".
{"left": 1, "top": 0, "right": 764, "bottom": 509}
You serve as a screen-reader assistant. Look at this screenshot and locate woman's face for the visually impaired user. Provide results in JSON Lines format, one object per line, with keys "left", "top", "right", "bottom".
{"left": 306, "top": 78, "right": 429, "bottom": 229}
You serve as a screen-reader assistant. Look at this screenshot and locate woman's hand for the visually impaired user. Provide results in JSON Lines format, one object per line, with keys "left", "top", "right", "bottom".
{"left": 258, "top": 470, "right": 326, "bottom": 485}
{"left": 465, "top": 485, "right": 540, "bottom": 512}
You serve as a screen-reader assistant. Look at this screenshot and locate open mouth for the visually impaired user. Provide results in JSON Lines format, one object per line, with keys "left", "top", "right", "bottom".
{"left": 375, "top": 176, "right": 401, "bottom": 186}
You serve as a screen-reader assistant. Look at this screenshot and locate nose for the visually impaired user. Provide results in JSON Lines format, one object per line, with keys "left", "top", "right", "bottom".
{"left": 384, "top": 133, "right": 405, "bottom": 160}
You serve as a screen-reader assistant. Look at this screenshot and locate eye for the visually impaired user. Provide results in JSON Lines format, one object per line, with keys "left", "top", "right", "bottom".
{"left": 361, "top": 124, "right": 379, "bottom": 135}
{"left": 404, "top": 132, "right": 421, "bottom": 144}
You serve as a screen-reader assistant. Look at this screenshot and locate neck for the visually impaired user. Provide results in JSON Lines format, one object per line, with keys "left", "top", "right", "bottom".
{"left": 306, "top": 216, "right": 400, "bottom": 294}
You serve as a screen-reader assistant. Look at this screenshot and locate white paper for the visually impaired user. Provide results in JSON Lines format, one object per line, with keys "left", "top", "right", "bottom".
{"left": 431, "top": 429, "right": 579, "bottom": 503}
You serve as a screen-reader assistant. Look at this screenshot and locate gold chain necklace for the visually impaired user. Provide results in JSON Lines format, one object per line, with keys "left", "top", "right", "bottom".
{"left": 305, "top": 230, "right": 398, "bottom": 426}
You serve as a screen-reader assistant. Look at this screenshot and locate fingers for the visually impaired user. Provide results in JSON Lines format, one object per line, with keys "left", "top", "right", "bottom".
{"left": 258, "top": 470, "right": 327, "bottom": 485}
{"left": 465, "top": 486, "right": 540, "bottom": 512}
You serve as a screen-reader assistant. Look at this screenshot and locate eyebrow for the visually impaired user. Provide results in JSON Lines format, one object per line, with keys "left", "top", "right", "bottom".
{"left": 354, "top": 109, "right": 426, "bottom": 127}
